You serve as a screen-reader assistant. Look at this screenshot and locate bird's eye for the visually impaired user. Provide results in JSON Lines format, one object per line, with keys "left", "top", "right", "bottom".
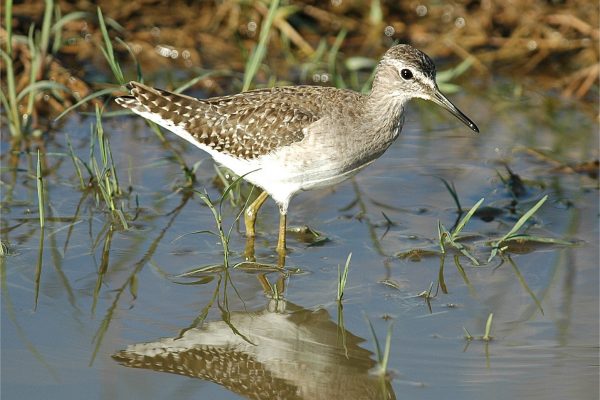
{"left": 400, "top": 69, "right": 413, "bottom": 80}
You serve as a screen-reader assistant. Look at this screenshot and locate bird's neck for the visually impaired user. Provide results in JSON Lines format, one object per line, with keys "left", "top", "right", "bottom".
{"left": 363, "top": 84, "right": 408, "bottom": 141}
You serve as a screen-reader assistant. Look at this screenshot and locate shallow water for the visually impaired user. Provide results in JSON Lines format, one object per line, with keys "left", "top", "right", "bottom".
{"left": 1, "top": 81, "right": 598, "bottom": 399}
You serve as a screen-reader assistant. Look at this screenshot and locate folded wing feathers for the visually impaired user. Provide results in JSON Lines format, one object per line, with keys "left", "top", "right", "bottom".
{"left": 115, "top": 81, "right": 316, "bottom": 159}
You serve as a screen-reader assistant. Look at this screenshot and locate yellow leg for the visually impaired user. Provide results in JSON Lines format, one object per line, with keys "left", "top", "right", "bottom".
{"left": 276, "top": 212, "right": 287, "bottom": 256}
{"left": 257, "top": 272, "right": 286, "bottom": 299}
{"left": 244, "top": 191, "right": 269, "bottom": 237}
{"left": 244, "top": 235, "right": 256, "bottom": 261}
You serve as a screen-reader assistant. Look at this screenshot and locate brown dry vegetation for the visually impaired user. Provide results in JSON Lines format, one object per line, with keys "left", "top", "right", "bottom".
{"left": 2, "top": 0, "right": 599, "bottom": 126}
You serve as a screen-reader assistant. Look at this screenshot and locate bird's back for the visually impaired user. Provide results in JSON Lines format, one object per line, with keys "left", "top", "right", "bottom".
{"left": 116, "top": 82, "right": 364, "bottom": 160}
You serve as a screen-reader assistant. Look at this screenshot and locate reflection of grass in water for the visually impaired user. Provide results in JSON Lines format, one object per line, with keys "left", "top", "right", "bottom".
{"left": 90, "top": 195, "right": 190, "bottom": 366}
{"left": 1, "top": 252, "right": 60, "bottom": 380}
{"left": 173, "top": 268, "right": 255, "bottom": 345}
{"left": 366, "top": 315, "right": 394, "bottom": 397}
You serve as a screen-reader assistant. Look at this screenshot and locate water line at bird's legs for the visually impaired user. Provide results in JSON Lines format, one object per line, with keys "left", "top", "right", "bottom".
{"left": 244, "top": 190, "right": 269, "bottom": 237}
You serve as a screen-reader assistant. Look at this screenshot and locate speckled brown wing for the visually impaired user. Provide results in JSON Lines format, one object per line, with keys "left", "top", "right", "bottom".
{"left": 118, "top": 82, "right": 332, "bottom": 159}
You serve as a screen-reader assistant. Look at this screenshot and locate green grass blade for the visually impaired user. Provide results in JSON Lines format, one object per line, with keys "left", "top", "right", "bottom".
{"left": 242, "top": 0, "right": 280, "bottom": 91}
{"left": 51, "top": 5, "right": 61, "bottom": 54}
{"left": 115, "top": 37, "right": 143, "bottom": 82}
{"left": 16, "top": 81, "right": 70, "bottom": 102}
{"left": 327, "top": 29, "right": 347, "bottom": 82}
{"left": 502, "top": 234, "right": 573, "bottom": 246}
{"left": 97, "top": 7, "right": 124, "bottom": 84}
{"left": 1, "top": 47, "right": 21, "bottom": 135}
{"left": 482, "top": 313, "right": 493, "bottom": 341}
{"left": 51, "top": 11, "right": 89, "bottom": 34}
{"left": 5, "top": 0, "right": 13, "bottom": 55}
{"left": 488, "top": 195, "right": 549, "bottom": 262}
{"left": 451, "top": 241, "right": 480, "bottom": 266}
{"left": 36, "top": 150, "right": 45, "bottom": 228}
{"left": 437, "top": 220, "right": 449, "bottom": 253}
{"left": 436, "top": 58, "right": 474, "bottom": 84}
{"left": 26, "top": 24, "right": 41, "bottom": 116}
{"left": 39, "top": 0, "right": 54, "bottom": 56}
{"left": 218, "top": 169, "right": 259, "bottom": 213}
{"left": 502, "top": 195, "right": 548, "bottom": 240}
{"left": 66, "top": 134, "right": 85, "bottom": 189}
{"left": 453, "top": 198, "right": 484, "bottom": 238}
{"left": 438, "top": 177, "right": 462, "bottom": 213}
{"left": 463, "top": 326, "right": 473, "bottom": 340}
{"left": 337, "top": 252, "right": 352, "bottom": 301}
{"left": 54, "top": 87, "right": 115, "bottom": 121}
{"left": 175, "top": 71, "right": 229, "bottom": 94}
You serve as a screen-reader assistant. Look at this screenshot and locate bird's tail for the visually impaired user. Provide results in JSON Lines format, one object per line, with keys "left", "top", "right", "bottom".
{"left": 115, "top": 81, "right": 199, "bottom": 127}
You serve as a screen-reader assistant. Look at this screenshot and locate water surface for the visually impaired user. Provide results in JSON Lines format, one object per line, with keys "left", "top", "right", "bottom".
{"left": 1, "top": 81, "right": 598, "bottom": 399}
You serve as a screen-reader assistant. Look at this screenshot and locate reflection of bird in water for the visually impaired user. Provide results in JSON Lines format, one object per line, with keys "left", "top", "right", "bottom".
{"left": 113, "top": 301, "right": 395, "bottom": 400}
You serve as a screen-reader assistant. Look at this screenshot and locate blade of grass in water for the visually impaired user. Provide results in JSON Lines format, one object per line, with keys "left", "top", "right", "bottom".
{"left": 36, "top": 150, "right": 45, "bottom": 228}
{"left": 488, "top": 195, "right": 549, "bottom": 262}
{"left": 482, "top": 313, "right": 493, "bottom": 341}
{"left": 454, "top": 198, "right": 484, "bottom": 237}
{"left": 337, "top": 253, "right": 352, "bottom": 301}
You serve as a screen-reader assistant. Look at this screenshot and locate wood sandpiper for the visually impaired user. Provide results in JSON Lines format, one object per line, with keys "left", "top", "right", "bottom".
{"left": 116, "top": 44, "right": 479, "bottom": 256}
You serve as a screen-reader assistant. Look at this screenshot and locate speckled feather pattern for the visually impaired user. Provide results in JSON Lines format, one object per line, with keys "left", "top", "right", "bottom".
{"left": 117, "top": 83, "right": 363, "bottom": 160}
{"left": 114, "top": 45, "right": 466, "bottom": 211}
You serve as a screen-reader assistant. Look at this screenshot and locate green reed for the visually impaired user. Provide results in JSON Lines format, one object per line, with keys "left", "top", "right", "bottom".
{"left": 438, "top": 198, "right": 484, "bottom": 266}
{"left": 195, "top": 173, "right": 256, "bottom": 269}
{"left": 36, "top": 150, "right": 46, "bottom": 228}
{"left": 242, "top": 0, "right": 280, "bottom": 91}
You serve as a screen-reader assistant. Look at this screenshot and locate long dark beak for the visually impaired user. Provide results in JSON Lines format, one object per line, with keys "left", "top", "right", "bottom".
{"left": 431, "top": 89, "right": 479, "bottom": 133}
